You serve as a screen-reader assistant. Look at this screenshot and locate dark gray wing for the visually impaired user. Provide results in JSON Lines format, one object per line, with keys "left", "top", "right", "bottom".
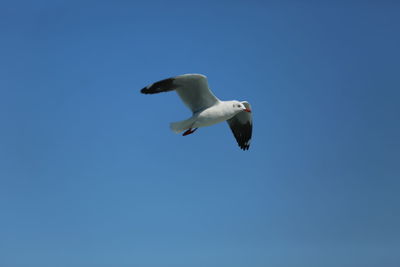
{"left": 227, "top": 101, "right": 252, "bottom": 150}
{"left": 141, "top": 74, "right": 220, "bottom": 113}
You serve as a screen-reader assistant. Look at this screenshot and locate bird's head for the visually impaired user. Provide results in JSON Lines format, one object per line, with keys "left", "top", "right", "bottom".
{"left": 232, "top": 101, "right": 251, "bottom": 113}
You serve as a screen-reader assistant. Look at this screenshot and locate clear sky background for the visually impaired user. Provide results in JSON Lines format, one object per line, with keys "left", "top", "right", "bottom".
{"left": 1, "top": 1, "right": 399, "bottom": 266}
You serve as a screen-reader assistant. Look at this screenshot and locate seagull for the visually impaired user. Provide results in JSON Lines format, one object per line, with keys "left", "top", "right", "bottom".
{"left": 140, "top": 74, "right": 253, "bottom": 150}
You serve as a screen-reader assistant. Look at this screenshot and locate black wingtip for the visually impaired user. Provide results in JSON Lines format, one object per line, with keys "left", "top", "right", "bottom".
{"left": 140, "top": 87, "right": 150, "bottom": 94}
{"left": 140, "top": 77, "right": 177, "bottom": 94}
{"left": 231, "top": 121, "right": 252, "bottom": 151}
{"left": 239, "top": 143, "right": 250, "bottom": 150}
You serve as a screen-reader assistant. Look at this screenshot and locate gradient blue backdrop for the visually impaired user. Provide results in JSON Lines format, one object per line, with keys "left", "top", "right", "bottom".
{"left": 1, "top": 1, "right": 399, "bottom": 266}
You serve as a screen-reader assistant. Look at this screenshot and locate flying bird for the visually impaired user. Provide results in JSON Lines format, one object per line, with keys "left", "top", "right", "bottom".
{"left": 140, "top": 74, "right": 253, "bottom": 150}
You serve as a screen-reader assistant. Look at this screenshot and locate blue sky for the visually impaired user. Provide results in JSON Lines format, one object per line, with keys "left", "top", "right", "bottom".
{"left": 1, "top": 1, "right": 399, "bottom": 266}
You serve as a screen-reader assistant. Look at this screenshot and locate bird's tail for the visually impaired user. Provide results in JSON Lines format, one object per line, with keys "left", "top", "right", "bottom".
{"left": 170, "top": 118, "right": 194, "bottom": 134}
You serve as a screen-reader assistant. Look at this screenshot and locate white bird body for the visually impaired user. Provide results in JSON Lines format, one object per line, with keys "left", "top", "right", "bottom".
{"left": 195, "top": 101, "right": 242, "bottom": 127}
{"left": 141, "top": 74, "right": 253, "bottom": 150}
{"left": 170, "top": 101, "right": 241, "bottom": 132}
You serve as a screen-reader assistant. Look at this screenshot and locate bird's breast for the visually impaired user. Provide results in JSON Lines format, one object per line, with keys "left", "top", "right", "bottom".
{"left": 193, "top": 105, "right": 236, "bottom": 127}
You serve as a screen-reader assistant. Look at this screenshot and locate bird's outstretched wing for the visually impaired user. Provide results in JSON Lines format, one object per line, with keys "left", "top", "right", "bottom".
{"left": 227, "top": 101, "right": 252, "bottom": 150}
{"left": 141, "top": 74, "right": 220, "bottom": 113}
